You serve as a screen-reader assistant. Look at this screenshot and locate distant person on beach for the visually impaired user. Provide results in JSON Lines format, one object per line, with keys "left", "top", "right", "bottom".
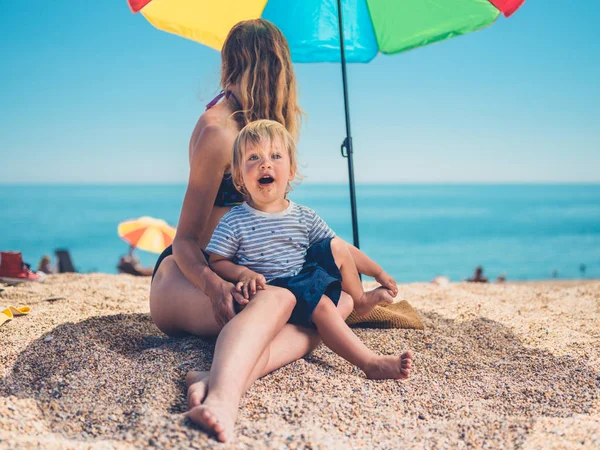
{"left": 467, "top": 266, "right": 488, "bottom": 283}
{"left": 37, "top": 255, "right": 53, "bottom": 274}
{"left": 580, "top": 264, "right": 586, "bottom": 277}
{"left": 117, "top": 246, "right": 153, "bottom": 277}
{"left": 205, "top": 120, "right": 413, "bottom": 382}
{"left": 148, "top": 20, "right": 380, "bottom": 443}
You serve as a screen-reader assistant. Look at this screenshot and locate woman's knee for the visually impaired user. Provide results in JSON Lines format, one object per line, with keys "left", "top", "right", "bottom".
{"left": 259, "top": 286, "right": 296, "bottom": 316}
{"left": 150, "top": 256, "right": 180, "bottom": 303}
{"left": 149, "top": 256, "right": 221, "bottom": 337}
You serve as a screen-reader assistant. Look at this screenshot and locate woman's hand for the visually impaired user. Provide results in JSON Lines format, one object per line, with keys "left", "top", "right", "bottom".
{"left": 375, "top": 270, "right": 398, "bottom": 297}
{"left": 236, "top": 270, "right": 267, "bottom": 300}
{"left": 204, "top": 272, "right": 246, "bottom": 328}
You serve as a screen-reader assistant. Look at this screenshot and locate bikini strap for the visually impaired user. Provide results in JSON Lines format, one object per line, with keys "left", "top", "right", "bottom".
{"left": 205, "top": 90, "right": 242, "bottom": 111}
{"left": 205, "top": 91, "right": 225, "bottom": 110}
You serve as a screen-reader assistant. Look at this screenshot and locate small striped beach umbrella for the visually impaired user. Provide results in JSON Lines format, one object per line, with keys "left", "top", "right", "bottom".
{"left": 127, "top": 0, "right": 526, "bottom": 247}
{"left": 118, "top": 216, "right": 176, "bottom": 254}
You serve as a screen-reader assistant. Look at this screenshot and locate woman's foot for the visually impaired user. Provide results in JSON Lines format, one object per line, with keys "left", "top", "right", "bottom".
{"left": 363, "top": 350, "right": 414, "bottom": 380}
{"left": 186, "top": 370, "right": 210, "bottom": 410}
{"left": 354, "top": 287, "right": 394, "bottom": 316}
{"left": 185, "top": 399, "right": 237, "bottom": 443}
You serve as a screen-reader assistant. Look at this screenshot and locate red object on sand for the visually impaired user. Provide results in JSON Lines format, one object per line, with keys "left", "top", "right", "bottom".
{"left": 0, "top": 251, "right": 45, "bottom": 283}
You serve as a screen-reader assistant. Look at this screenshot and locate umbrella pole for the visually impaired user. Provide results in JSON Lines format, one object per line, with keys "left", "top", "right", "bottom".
{"left": 336, "top": 0, "right": 360, "bottom": 249}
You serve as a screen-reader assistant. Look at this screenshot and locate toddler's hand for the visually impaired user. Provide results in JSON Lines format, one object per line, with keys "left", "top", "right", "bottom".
{"left": 236, "top": 271, "right": 267, "bottom": 300}
{"left": 375, "top": 270, "right": 398, "bottom": 297}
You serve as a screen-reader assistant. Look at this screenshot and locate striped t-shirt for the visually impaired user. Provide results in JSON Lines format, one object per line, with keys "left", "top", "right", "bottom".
{"left": 206, "top": 201, "right": 336, "bottom": 281}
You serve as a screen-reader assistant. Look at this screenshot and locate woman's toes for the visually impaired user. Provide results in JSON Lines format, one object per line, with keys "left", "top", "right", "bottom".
{"left": 217, "top": 430, "right": 228, "bottom": 443}
{"left": 200, "top": 408, "right": 214, "bottom": 424}
{"left": 185, "top": 370, "right": 205, "bottom": 386}
{"left": 188, "top": 393, "right": 199, "bottom": 409}
{"left": 186, "top": 373, "right": 210, "bottom": 409}
{"left": 185, "top": 405, "right": 233, "bottom": 442}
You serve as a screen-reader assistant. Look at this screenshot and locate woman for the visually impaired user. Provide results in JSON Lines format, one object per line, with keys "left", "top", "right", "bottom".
{"left": 150, "top": 19, "right": 351, "bottom": 443}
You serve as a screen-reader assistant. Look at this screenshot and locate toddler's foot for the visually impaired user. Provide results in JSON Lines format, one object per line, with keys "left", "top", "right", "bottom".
{"left": 355, "top": 287, "right": 395, "bottom": 316}
{"left": 185, "top": 400, "right": 237, "bottom": 443}
{"left": 186, "top": 370, "right": 210, "bottom": 410}
{"left": 363, "top": 350, "right": 414, "bottom": 380}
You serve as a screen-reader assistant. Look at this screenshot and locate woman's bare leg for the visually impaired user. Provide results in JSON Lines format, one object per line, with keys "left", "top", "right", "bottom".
{"left": 150, "top": 256, "right": 222, "bottom": 336}
{"left": 151, "top": 257, "right": 294, "bottom": 442}
{"left": 187, "top": 323, "right": 319, "bottom": 407}
{"left": 186, "top": 292, "right": 353, "bottom": 407}
{"left": 151, "top": 259, "right": 356, "bottom": 442}
{"left": 185, "top": 285, "right": 296, "bottom": 442}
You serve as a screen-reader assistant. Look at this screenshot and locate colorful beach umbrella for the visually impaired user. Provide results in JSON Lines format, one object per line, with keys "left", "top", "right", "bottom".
{"left": 118, "top": 216, "right": 176, "bottom": 254}
{"left": 127, "top": 0, "right": 526, "bottom": 246}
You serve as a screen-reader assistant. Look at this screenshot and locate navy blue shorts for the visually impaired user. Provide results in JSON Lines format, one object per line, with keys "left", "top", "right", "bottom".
{"left": 268, "top": 238, "right": 342, "bottom": 329}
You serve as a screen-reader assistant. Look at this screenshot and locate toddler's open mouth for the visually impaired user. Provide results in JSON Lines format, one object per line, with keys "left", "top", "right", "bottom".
{"left": 258, "top": 176, "right": 275, "bottom": 185}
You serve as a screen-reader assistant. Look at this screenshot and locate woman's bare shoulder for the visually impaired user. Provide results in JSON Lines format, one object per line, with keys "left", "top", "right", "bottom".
{"left": 189, "top": 107, "right": 237, "bottom": 163}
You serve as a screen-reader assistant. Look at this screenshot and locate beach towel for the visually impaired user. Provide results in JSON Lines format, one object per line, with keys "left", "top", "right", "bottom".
{"left": 0, "top": 305, "right": 31, "bottom": 327}
{"left": 346, "top": 300, "right": 424, "bottom": 330}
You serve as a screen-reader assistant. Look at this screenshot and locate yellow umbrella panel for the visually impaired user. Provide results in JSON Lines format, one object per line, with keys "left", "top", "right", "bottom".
{"left": 118, "top": 216, "right": 176, "bottom": 254}
{"left": 137, "top": 0, "right": 268, "bottom": 51}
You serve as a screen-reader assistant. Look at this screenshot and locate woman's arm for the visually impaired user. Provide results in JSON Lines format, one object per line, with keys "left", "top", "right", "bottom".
{"left": 172, "top": 123, "right": 242, "bottom": 326}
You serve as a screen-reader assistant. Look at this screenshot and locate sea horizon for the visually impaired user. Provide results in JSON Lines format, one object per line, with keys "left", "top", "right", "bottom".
{"left": 2, "top": 183, "right": 599, "bottom": 282}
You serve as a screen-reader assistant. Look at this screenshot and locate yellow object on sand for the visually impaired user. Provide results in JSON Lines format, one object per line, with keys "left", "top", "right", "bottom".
{"left": 0, "top": 305, "right": 31, "bottom": 327}
{"left": 347, "top": 300, "right": 424, "bottom": 330}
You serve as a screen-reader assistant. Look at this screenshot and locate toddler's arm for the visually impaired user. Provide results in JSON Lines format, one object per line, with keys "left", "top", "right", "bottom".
{"left": 209, "top": 253, "right": 267, "bottom": 300}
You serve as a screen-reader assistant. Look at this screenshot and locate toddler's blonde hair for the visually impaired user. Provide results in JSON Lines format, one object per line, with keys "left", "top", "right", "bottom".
{"left": 232, "top": 120, "right": 302, "bottom": 197}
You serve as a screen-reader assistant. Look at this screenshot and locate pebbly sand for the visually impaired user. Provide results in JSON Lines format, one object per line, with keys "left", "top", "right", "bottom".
{"left": 1, "top": 274, "right": 599, "bottom": 449}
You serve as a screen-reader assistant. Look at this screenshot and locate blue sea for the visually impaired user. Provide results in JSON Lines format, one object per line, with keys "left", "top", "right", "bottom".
{"left": 1, "top": 184, "right": 599, "bottom": 282}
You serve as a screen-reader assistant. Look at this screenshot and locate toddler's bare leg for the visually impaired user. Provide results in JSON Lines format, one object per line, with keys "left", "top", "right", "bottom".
{"left": 330, "top": 237, "right": 364, "bottom": 301}
{"left": 336, "top": 290, "right": 354, "bottom": 319}
{"left": 330, "top": 238, "right": 394, "bottom": 316}
{"left": 312, "top": 295, "right": 413, "bottom": 380}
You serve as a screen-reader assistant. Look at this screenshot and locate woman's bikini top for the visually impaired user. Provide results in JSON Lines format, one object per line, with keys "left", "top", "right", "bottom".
{"left": 206, "top": 90, "right": 245, "bottom": 207}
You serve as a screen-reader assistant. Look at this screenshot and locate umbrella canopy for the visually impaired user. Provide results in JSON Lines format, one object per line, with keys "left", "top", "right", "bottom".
{"left": 127, "top": 0, "right": 525, "bottom": 247}
{"left": 118, "top": 216, "right": 176, "bottom": 254}
{"left": 127, "top": 0, "right": 525, "bottom": 62}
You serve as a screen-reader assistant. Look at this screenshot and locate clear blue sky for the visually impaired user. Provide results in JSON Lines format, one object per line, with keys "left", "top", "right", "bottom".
{"left": 1, "top": 1, "right": 598, "bottom": 184}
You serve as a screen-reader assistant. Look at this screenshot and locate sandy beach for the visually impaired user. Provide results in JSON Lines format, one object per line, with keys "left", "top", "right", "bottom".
{"left": 1, "top": 274, "right": 599, "bottom": 449}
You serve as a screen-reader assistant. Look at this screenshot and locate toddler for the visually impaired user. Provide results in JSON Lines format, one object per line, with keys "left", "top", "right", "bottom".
{"left": 206, "top": 120, "right": 413, "bottom": 380}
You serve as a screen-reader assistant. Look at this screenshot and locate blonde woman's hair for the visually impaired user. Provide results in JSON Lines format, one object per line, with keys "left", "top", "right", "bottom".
{"left": 221, "top": 19, "right": 302, "bottom": 139}
{"left": 232, "top": 120, "right": 302, "bottom": 198}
